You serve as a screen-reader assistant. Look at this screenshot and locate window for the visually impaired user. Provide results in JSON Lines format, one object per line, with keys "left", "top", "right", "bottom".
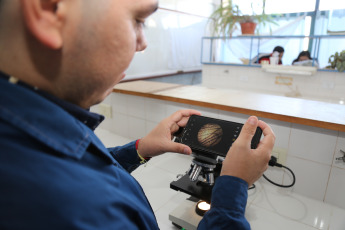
{"left": 319, "top": 0, "right": 345, "bottom": 11}
{"left": 233, "top": 0, "right": 317, "bottom": 14}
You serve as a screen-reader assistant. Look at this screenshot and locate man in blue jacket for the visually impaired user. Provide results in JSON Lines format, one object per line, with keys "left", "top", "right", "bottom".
{"left": 0, "top": 0, "right": 275, "bottom": 229}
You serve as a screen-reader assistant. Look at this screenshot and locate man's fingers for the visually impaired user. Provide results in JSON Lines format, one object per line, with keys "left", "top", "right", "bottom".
{"left": 258, "top": 120, "right": 274, "bottom": 137}
{"left": 170, "top": 109, "right": 201, "bottom": 125}
{"left": 257, "top": 120, "right": 275, "bottom": 151}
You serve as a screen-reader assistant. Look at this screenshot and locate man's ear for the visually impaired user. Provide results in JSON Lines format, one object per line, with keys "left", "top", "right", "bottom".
{"left": 20, "top": 0, "right": 64, "bottom": 49}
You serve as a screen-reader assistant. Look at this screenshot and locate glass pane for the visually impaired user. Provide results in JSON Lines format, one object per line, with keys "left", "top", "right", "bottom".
{"left": 232, "top": 0, "right": 265, "bottom": 15}
{"left": 264, "top": 0, "right": 316, "bottom": 14}
{"left": 319, "top": 0, "right": 345, "bottom": 11}
{"left": 159, "top": 0, "right": 217, "bottom": 17}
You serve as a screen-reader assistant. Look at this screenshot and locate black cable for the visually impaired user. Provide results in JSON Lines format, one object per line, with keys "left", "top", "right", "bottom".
{"left": 248, "top": 184, "right": 256, "bottom": 190}
{"left": 263, "top": 156, "right": 296, "bottom": 188}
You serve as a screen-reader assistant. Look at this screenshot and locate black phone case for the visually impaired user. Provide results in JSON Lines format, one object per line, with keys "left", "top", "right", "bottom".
{"left": 176, "top": 115, "right": 262, "bottom": 157}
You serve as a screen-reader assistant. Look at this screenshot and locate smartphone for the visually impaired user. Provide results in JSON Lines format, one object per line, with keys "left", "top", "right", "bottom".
{"left": 176, "top": 115, "right": 262, "bottom": 157}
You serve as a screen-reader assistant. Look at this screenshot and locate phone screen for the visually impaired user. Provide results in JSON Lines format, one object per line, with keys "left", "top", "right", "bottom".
{"left": 179, "top": 115, "right": 262, "bottom": 157}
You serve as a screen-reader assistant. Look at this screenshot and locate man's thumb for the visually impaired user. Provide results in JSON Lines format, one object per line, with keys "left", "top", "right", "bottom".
{"left": 168, "top": 142, "right": 192, "bottom": 155}
{"left": 237, "top": 116, "right": 259, "bottom": 145}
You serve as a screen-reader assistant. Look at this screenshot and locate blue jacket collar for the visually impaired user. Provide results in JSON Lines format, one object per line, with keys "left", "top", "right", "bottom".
{"left": 0, "top": 71, "right": 104, "bottom": 130}
{"left": 0, "top": 72, "right": 112, "bottom": 162}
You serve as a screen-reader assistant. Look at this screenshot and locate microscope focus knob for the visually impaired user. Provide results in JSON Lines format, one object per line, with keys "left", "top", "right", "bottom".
{"left": 205, "top": 172, "right": 215, "bottom": 185}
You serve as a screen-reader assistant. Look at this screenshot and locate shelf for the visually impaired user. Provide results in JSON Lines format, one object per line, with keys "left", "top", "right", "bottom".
{"left": 201, "top": 35, "right": 345, "bottom": 73}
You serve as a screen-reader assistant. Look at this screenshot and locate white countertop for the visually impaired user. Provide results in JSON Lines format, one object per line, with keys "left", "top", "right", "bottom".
{"left": 114, "top": 81, "right": 345, "bottom": 132}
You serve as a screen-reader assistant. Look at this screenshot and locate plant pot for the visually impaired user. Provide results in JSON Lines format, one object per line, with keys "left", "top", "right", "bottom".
{"left": 240, "top": 22, "right": 257, "bottom": 35}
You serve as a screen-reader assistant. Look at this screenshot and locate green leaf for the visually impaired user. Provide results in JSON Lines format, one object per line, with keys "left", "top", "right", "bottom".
{"left": 336, "top": 61, "right": 342, "bottom": 71}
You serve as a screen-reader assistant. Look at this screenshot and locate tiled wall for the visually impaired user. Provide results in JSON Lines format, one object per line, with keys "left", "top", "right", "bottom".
{"left": 202, "top": 65, "right": 345, "bottom": 104}
{"left": 92, "top": 93, "right": 345, "bottom": 210}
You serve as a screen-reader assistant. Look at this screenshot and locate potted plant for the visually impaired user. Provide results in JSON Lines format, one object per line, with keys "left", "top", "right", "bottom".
{"left": 209, "top": 1, "right": 240, "bottom": 36}
{"left": 326, "top": 50, "right": 345, "bottom": 72}
{"left": 209, "top": 0, "right": 276, "bottom": 36}
{"left": 238, "top": 15, "right": 258, "bottom": 35}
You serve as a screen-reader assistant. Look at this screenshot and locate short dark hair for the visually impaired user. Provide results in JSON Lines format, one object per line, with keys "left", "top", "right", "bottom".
{"left": 273, "top": 46, "right": 284, "bottom": 53}
{"left": 297, "top": 50, "right": 311, "bottom": 60}
{"left": 292, "top": 50, "right": 312, "bottom": 64}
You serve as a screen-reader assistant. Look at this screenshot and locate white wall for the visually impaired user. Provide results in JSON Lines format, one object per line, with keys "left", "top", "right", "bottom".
{"left": 124, "top": 0, "right": 218, "bottom": 80}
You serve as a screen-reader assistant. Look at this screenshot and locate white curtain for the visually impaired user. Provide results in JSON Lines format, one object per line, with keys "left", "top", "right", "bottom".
{"left": 168, "top": 20, "right": 207, "bottom": 70}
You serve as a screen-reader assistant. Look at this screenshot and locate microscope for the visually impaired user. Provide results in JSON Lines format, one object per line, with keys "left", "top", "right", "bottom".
{"left": 169, "top": 115, "right": 262, "bottom": 229}
{"left": 170, "top": 149, "right": 224, "bottom": 203}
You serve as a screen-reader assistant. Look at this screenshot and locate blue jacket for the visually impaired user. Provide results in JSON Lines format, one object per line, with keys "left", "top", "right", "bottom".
{"left": 0, "top": 73, "right": 250, "bottom": 229}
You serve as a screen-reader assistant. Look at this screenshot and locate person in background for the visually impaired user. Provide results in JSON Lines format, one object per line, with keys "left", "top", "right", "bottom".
{"left": 292, "top": 50, "right": 312, "bottom": 64}
{"left": 291, "top": 50, "right": 319, "bottom": 67}
{"left": 0, "top": 0, "right": 275, "bottom": 229}
{"left": 257, "top": 46, "right": 285, "bottom": 65}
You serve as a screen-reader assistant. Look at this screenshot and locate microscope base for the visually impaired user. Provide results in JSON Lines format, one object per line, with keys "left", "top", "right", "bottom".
{"left": 169, "top": 198, "right": 202, "bottom": 230}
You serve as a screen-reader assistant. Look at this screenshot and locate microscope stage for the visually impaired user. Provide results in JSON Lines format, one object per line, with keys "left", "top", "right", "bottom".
{"left": 170, "top": 174, "right": 213, "bottom": 203}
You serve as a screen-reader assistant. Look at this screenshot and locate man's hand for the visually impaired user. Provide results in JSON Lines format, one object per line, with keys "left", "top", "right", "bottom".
{"left": 220, "top": 116, "right": 275, "bottom": 186}
{"left": 137, "top": 109, "right": 201, "bottom": 158}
